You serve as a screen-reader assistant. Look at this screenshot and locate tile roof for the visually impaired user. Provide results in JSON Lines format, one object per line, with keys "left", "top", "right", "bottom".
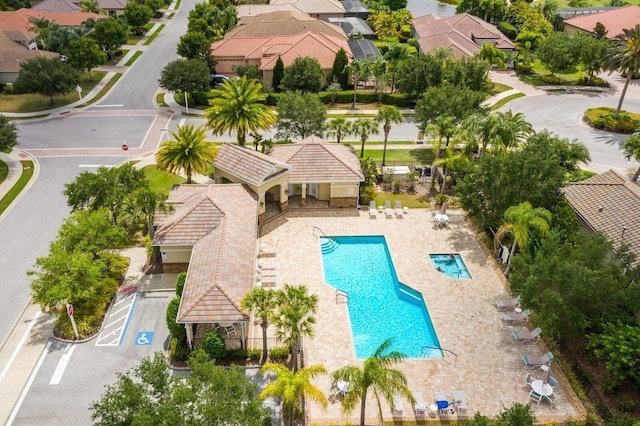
{"left": 412, "top": 12, "right": 515, "bottom": 58}
{"left": 343, "top": 0, "right": 369, "bottom": 14}
{"left": 211, "top": 31, "right": 353, "bottom": 72}
{"left": 0, "top": 8, "right": 104, "bottom": 32}
{"left": 268, "top": 136, "right": 364, "bottom": 183}
{"left": 0, "top": 32, "right": 59, "bottom": 72}
{"left": 327, "top": 17, "right": 374, "bottom": 38}
{"left": 563, "top": 170, "right": 640, "bottom": 263}
{"left": 213, "top": 143, "right": 292, "bottom": 186}
{"left": 153, "top": 184, "right": 258, "bottom": 324}
{"left": 231, "top": 10, "right": 346, "bottom": 39}
{"left": 563, "top": 5, "right": 640, "bottom": 39}
{"left": 270, "top": 0, "right": 345, "bottom": 14}
{"left": 32, "top": 0, "right": 126, "bottom": 12}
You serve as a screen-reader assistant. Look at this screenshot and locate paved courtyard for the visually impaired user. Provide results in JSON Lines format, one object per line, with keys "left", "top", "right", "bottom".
{"left": 257, "top": 208, "right": 584, "bottom": 424}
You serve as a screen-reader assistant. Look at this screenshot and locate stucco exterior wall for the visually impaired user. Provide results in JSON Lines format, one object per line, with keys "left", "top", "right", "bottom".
{"left": 159, "top": 245, "right": 192, "bottom": 264}
{"left": 331, "top": 182, "right": 359, "bottom": 198}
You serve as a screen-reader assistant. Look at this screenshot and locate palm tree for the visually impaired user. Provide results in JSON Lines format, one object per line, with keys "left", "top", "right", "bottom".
{"left": 273, "top": 284, "right": 318, "bottom": 371}
{"left": 241, "top": 287, "right": 278, "bottom": 364}
{"left": 622, "top": 133, "right": 640, "bottom": 182}
{"left": 352, "top": 118, "right": 379, "bottom": 159}
{"left": 346, "top": 59, "right": 370, "bottom": 107}
{"left": 332, "top": 338, "right": 415, "bottom": 426}
{"left": 515, "top": 31, "right": 544, "bottom": 66}
{"left": 155, "top": 124, "right": 217, "bottom": 184}
{"left": 494, "top": 202, "right": 552, "bottom": 276}
{"left": 459, "top": 112, "right": 499, "bottom": 156}
{"left": 326, "top": 117, "right": 352, "bottom": 144}
{"left": 376, "top": 106, "right": 404, "bottom": 166}
{"left": 384, "top": 43, "right": 409, "bottom": 92}
{"left": 205, "top": 76, "right": 276, "bottom": 146}
{"left": 260, "top": 363, "right": 327, "bottom": 426}
{"left": 434, "top": 141, "right": 474, "bottom": 195}
{"left": 477, "top": 44, "right": 505, "bottom": 71}
{"left": 120, "top": 188, "right": 173, "bottom": 239}
{"left": 603, "top": 25, "right": 640, "bottom": 119}
{"left": 80, "top": 0, "right": 106, "bottom": 14}
{"left": 494, "top": 111, "right": 533, "bottom": 156}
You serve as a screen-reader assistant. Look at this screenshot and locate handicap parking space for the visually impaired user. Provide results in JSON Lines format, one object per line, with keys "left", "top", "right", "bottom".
{"left": 95, "top": 287, "right": 137, "bottom": 347}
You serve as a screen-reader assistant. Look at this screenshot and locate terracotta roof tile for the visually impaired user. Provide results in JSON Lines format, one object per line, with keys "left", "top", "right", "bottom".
{"left": 563, "top": 170, "right": 640, "bottom": 264}
{"left": 231, "top": 10, "right": 346, "bottom": 39}
{"left": 564, "top": 5, "right": 640, "bottom": 38}
{"left": 0, "top": 8, "right": 104, "bottom": 32}
{"left": 213, "top": 143, "right": 292, "bottom": 186}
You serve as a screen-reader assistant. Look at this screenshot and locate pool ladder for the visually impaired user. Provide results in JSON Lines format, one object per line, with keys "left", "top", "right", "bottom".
{"left": 314, "top": 226, "right": 339, "bottom": 254}
{"left": 451, "top": 271, "right": 460, "bottom": 285}
{"left": 335, "top": 289, "right": 349, "bottom": 304}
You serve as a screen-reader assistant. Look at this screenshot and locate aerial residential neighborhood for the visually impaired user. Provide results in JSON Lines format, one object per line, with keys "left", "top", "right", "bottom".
{"left": 0, "top": 0, "right": 639, "bottom": 424}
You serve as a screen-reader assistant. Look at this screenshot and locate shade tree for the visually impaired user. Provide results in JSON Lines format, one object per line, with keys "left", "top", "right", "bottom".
{"left": 275, "top": 91, "right": 326, "bottom": 140}
{"left": 176, "top": 31, "right": 216, "bottom": 70}
{"left": 0, "top": 114, "right": 18, "bottom": 151}
{"left": 535, "top": 31, "right": 581, "bottom": 76}
{"left": 66, "top": 37, "right": 106, "bottom": 81}
{"left": 123, "top": 1, "right": 153, "bottom": 35}
{"left": 158, "top": 58, "right": 210, "bottom": 112}
{"left": 13, "top": 56, "right": 80, "bottom": 106}
{"left": 414, "top": 82, "right": 486, "bottom": 130}
{"left": 395, "top": 53, "right": 444, "bottom": 98}
{"left": 91, "top": 17, "right": 127, "bottom": 59}
{"left": 281, "top": 56, "right": 325, "bottom": 93}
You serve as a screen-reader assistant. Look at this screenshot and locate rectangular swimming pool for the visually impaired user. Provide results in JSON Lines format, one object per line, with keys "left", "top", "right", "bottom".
{"left": 320, "top": 236, "right": 442, "bottom": 359}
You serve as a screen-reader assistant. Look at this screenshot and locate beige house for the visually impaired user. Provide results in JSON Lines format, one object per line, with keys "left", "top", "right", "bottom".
{"left": 563, "top": 5, "right": 640, "bottom": 39}
{"left": 230, "top": 10, "right": 346, "bottom": 40}
{"left": 237, "top": 0, "right": 345, "bottom": 20}
{"left": 31, "top": 0, "right": 127, "bottom": 16}
{"left": 0, "top": 30, "right": 59, "bottom": 83}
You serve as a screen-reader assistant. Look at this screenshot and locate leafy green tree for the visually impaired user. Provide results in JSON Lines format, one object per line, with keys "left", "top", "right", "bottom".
{"left": 456, "top": 0, "right": 508, "bottom": 24}
{"left": 272, "top": 55, "right": 284, "bottom": 91}
{"left": 376, "top": 106, "right": 404, "bottom": 166}
{"left": 144, "top": 0, "right": 165, "bottom": 18}
{"left": 232, "top": 64, "right": 260, "bottom": 80}
{"left": 188, "top": 3, "right": 237, "bottom": 40}
{"left": 120, "top": 188, "right": 172, "bottom": 238}
{"left": 515, "top": 30, "right": 544, "bottom": 65}
{"left": 91, "top": 351, "right": 270, "bottom": 425}
{"left": 395, "top": 53, "right": 444, "bottom": 98}
{"left": 495, "top": 201, "right": 552, "bottom": 276}
{"left": 326, "top": 80, "right": 342, "bottom": 104}
{"left": 260, "top": 363, "right": 327, "bottom": 426}
{"left": 156, "top": 124, "right": 217, "bottom": 184}
{"left": 91, "top": 18, "right": 127, "bottom": 59}
{"left": 497, "top": 402, "right": 535, "bottom": 426}
{"left": 535, "top": 31, "right": 580, "bottom": 76}
{"left": 281, "top": 56, "right": 324, "bottom": 93}
{"left": 124, "top": 1, "right": 152, "bottom": 35}
{"left": 158, "top": 59, "right": 210, "bottom": 111}
{"left": 13, "top": 57, "right": 79, "bottom": 106}
{"left": 345, "top": 59, "right": 370, "bottom": 107}
{"left": 477, "top": 43, "right": 505, "bottom": 69}
{"left": 593, "top": 21, "right": 608, "bottom": 39}
{"left": 56, "top": 209, "right": 128, "bottom": 258}
{"left": 622, "top": 133, "right": 640, "bottom": 182}
{"left": 574, "top": 32, "right": 608, "bottom": 81}
{"left": 326, "top": 117, "right": 352, "bottom": 144}
{"left": 275, "top": 91, "right": 326, "bottom": 140}
{"left": 384, "top": 0, "right": 408, "bottom": 10}
{"left": 383, "top": 42, "right": 409, "bottom": 92}
{"left": 177, "top": 32, "right": 216, "bottom": 70}
{"left": 43, "top": 23, "right": 85, "bottom": 53}
{"left": 332, "top": 338, "right": 414, "bottom": 426}
{"left": 65, "top": 37, "right": 106, "bottom": 81}
{"left": 273, "top": 284, "right": 318, "bottom": 371}
{"left": 330, "top": 47, "right": 350, "bottom": 89}
{"left": 206, "top": 76, "right": 276, "bottom": 146}
{"left": 241, "top": 287, "right": 278, "bottom": 364}
{"left": 588, "top": 321, "right": 640, "bottom": 384}
{"left": 505, "top": 0, "right": 553, "bottom": 36}
{"left": 0, "top": 114, "right": 18, "bottom": 151}
{"left": 603, "top": 25, "right": 640, "bottom": 118}
{"left": 352, "top": 118, "right": 379, "bottom": 159}
{"left": 444, "top": 57, "right": 491, "bottom": 92}
{"left": 415, "top": 82, "right": 485, "bottom": 129}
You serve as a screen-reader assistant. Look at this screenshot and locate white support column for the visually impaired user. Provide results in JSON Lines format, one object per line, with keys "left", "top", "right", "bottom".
{"left": 185, "top": 323, "right": 193, "bottom": 350}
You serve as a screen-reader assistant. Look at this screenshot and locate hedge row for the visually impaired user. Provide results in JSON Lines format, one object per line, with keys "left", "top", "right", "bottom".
{"left": 265, "top": 91, "right": 415, "bottom": 107}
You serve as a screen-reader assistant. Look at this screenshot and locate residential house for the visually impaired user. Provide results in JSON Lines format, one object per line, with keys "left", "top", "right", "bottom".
{"left": 0, "top": 9, "right": 105, "bottom": 33}
{"left": 343, "top": 0, "right": 370, "bottom": 20}
{"left": 31, "top": 0, "right": 127, "bottom": 16}
{"left": 0, "top": 30, "right": 58, "bottom": 83}
{"left": 210, "top": 31, "right": 353, "bottom": 83}
{"left": 563, "top": 170, "right": 640, "bottom": 264}
{"left": 327, "top": 17, "right": 375, "bottom": 39}
{"left": 230, "top": 10, "right": 346, "bottom": 40}
{"left": 411, "top": 12, "right": 515, "bottom": 59}
{"left": 237, "top": 0, "right": 345, "bottom": 20}
{"left": 563, "top": 5, "right": 640, "bottom": 39}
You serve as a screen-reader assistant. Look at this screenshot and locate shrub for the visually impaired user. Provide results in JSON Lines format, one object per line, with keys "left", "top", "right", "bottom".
{"left": 269, "top": 346, "right": 289, "bottom": 362}
{"left": 191, "top": 90, "right": 214, "bottom": 106}
{"left": 223, "top": 348, "right": 248, "bottom": 361}
{"left": 516, "top": 63, "right": 533, "bottom": 75}
{"left": 381, "top": 93, "right": 414, "bottom": 107}
{"left": 497, "top": 21, "right": 517, "bottom": 40}
{"left": 266, "top": 92, "right": 282, "bottom": 106}
{"left": 99, "top": 252, "right": 130, "bottom": 281}
{"left": 166, "top": 296, "right": 184, "bottom": 336}
{"left": 497, "top": 402, "right": 535, "bottom": 426}
{"left": 175, "top": 272, "right": 186, "bottom": 296}
{"left": 616, "top": 398, "right": 636, "bottom": 413}
{"left": 170, "top": 335, "right": 190, "bottom": 362}
{"left": 435, "top": 193, "right": 448, "bottom": 206}
{"left": 602, "top": 377, "right": 621, "bottom": 395}
{"left": 541, "top": 74, "right": 563, "bottom": 85}
{"left": 247, "top": 348, "right": 261, "bottom": 362}
{"left": 202, "top": 329, "right": 227, "bottom": 360}
{"left": 359, "top": 184, "right": 375, "bottom": 205}
{"left": 392, "top": 179, "right": 406, "bottom": 194}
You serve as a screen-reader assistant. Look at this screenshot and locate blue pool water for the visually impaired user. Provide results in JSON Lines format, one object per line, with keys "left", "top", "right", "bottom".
{"left": 320, "top": 236, "right": 442, "bottom": 359}
{"left": 430, "top": 254, "right": 471, "bottom": 279}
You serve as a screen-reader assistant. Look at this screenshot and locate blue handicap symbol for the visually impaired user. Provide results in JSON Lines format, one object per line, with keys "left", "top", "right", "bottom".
{"left": 135, "top": 331, "right": 154, "bottom": 346}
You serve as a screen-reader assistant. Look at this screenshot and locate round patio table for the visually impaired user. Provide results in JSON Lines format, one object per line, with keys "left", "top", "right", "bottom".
{"left": 531, "top": 379, "right": 553, "bottom": 397}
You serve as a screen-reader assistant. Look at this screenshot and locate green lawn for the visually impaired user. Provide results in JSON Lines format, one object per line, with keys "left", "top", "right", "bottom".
{"left": 372, "top": 191, "right": 432, "bottom": 208}
{"left": 0, "top": 159, "right": 7, "bottom": 185}
{"left": 519, "top": 61, "right": 588, "bottom": 86}
{"left": 142, "top": 165, "right": 186, "bottom": 196}
{"left": 125, "top": 51, "right": 142, "bottom": 66}
{"left": 359, "top": 148, "right": 434, "bottom": 164}
{"left": 0, "top": 160, "right": 34, "bottom": 216}
{"left": 490, "top": 93, "right": 525, "bottom": 110}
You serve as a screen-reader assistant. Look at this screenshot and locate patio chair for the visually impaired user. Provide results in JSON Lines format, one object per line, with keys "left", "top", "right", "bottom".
{"left": 451, "top": 391, "right": 470, "bottom": 416}
{"left": 503, "top": 309, "right": 531, "bottom": 325}
{"left": 434, "top": 392, "right": 453, "bottom": 417}
{"left": 395, "top": 201, "right": 403, "bottom": 218}
{"left": 495, "top": 295, "right": 521, "bottom": 311}
{"left": 524, "top": 372, "right": 534, "bottom": 386}
{"left": 545, "top": 391, "right": 561, "bottom": 406}
{"left": 529, "top": 389, "right": 543, "bottom": 406}
{"left": 413, "top": 391, "right": 427, "bottom": 418}
{"left": 385, "top": 200, "right": 393, "bottom": 218}
{"left": 513, "top": 327, "right": 542, "bottom": 344}
{"left": 258, "top": 244, "right": 277, "bottom": 258}
{"left": 392, "top": 393, "right": 404, "bottom": 418}
{"left": 523, "top": 351, "right": 554, "bottom": 369}
{"left": 369, "top": 200, "right": 377, "bottom": 218}
{"left": 548, "top": 376, "right": 558, "bottom": 388}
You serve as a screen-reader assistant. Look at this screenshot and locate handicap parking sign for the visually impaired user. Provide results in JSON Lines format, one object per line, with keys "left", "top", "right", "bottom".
{"left": 135, "top": 331, "right": 154, "bottom": 346}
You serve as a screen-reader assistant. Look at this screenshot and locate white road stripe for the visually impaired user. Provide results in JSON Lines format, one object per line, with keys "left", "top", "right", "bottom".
{"left": 94, "top": 104, "right": 124, "bottom": 107}
{"left": 49, "top": 344, "right": 75, "bottom": 385}
{"left": 78, "top": 164, "right": 116, "bottom": 168}
{"left": 0, "top": 311, "right": 41, "bottom": 384}
{"left": 113, "top": 294, "right": 134, "bottom": 306}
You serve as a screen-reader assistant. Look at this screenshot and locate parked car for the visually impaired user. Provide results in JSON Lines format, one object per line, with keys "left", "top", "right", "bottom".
{"left": 210, "top": 74, "right": 229, "bottom": 87}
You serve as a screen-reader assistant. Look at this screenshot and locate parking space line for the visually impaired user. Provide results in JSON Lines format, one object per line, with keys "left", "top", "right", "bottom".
{"left": 7, "top": 341, "right": 51, "bottom": 425}
{"left": 49, "top": 344, "right": 75, "bottom": 385}
{"left": 95, "top": 293, "right": 137, "bottom": 346}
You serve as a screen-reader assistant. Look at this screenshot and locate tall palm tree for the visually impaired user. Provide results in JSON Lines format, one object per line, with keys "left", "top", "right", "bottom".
{"left": 434, "top": 141, "right": 474, "bottom": 195}
{"left": 80, "top": 0, "right": 106, "bottom": 14}
{"left": 273, "top": 284, "right": 318, "bottom": 372}
{"left": 352, "top": 118, "right": 379, "bottom": 159}
{"left": 477, "top": 43, "right": 506, "bottom": 71}
{"left": 332, "top": 338, "right": 415, "bottom": 426}
{"left": 205, "top": 76, "right": 276, "bottom": 146}
{"left": 494, "top": 111, "right": 533, "bottom": 156}
{"left": 346, "top": 59, "right": 370, "bottom": 107}
{"left": 260, "top": 363, "right": 327, "bottom": 426}
{"left": 376, "top": 106, "right": 404, "bottom": 166}
{"left": 384, "top": 43, "right": 409, "bottom": 92}
{"left": 241, "top": 287, "right": 278, "bottom": 364}
{"left": 326, "top": 117, "right": 352, "bottom": 144}
{"left": 155, "top": 124, "right": 217, "bottom": 184}
{"left": 494, "top": 202, "right": 552, "bottom": 276}
{"left": 120, "top": 188, "right": 173, "bottom": 239}
{"left": 622, "top": 133, "right": 640, "bottom": 182}
{"left": 459, "top": 112, "right": 499, "bottom": 156}
{"left": 603, "top": 25, "right": 640, "bottom": 119}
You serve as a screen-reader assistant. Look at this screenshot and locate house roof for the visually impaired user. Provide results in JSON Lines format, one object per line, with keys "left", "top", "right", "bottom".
{"left": 327, "top": 17, "right": 374, "bottom": 38}
{"left": 348, "top": 38, "right": 381, "bottom": 62}
{"left": 0, "top": 32, "right": 58, "bottom": 72}
{"left": 211, "top": 31, "right": 352, "bottom": 71}
{"left": 213, "top": 143, "right": 292, "bottom": 186}
{"left": 32, "top": 0, "right": 126, "bottom": 12}
{"left": 268, "top": 136, "right": 364, "bottom": 183}
{"left": 230, "top": 10, "right": 346, "bottom": 39}
{"left": 153, "top": 184, "right": 258, "bottom": 324}
{"left": 0, "top": 8, "right": 104, "bottom": 32}
{"left": 237, "top": 0, "right": 345, "bottom": 18}
{"left": 412, "top": 12, "right": 515, "bottom": 57}
{"left": 563, "top": 170, "right": 640, "bottom": 263}
{"left": 563, "top": 5, "right": 640, "bottom": 39}
{"left": 343, "top": 0, "right": 369, "bottom": 15}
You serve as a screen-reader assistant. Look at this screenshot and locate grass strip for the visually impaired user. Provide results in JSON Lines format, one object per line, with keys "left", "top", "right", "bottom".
{"left": 125, "top": 51, "right": 142, "bottom": 66}
{"left": 144, "top": 24, "right": 165, "bottom": 45}
{"left": 0, "top": 159, "right": 8, "bottom": 185}
{"left": 0, "top": 160, "right": 34, "bottom": 216}
{"left": 490, "top": 93, "right": 525, "bottom": 111}
{"left": 156, "top": 93, "right": 168, "bottom": 107}
{"left": 78, "top": 74, "right": 122, "bottom": 107}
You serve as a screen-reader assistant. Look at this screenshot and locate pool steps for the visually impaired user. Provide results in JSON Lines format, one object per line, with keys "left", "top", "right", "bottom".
{"left": 320, "top": 237, "right": 339, "bottom": 254}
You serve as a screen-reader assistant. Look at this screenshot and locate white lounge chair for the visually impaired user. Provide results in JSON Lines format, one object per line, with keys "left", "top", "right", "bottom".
{"left": 258, "top": 244, "right": 277, "bottom": 258}
{"left": 451, "top": 391, "right": 470, "bottom": 416}
{"left": 513, "top": 327, "right": 542, "bottom": 343}
{"left": 395, "top": 201, "right": 403, "bottom": 217}
{"left": 495, "top": 295, "right": 521, "bottom": 311}
{"left": 392, "top": 393, "right": 404, "bottom": 418}
{"left": 434, "top": 392, "right": 452, "bottom": 417}
{"left": 413, "top": 391, "right": 427, "bottom": 418}
{"left": 523, "top": 351, "right": 554, "bottom": 369}
{"left": 369, "top": 200, "right": 377, "bottom": 218}
{"left": 503, "top": 309, "right": 531, "bottom": 325}
{"left": 385, "top": 200, "right": 393, "bottom": 218}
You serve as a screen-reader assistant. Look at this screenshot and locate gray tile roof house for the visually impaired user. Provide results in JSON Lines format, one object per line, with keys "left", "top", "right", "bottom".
{"left": 327, "top": 16, "right": 375, "bottom": 39}
{"left": 563, "top": 170, "right": 640, "bottom": 264}
{"left": 213, "top": 143, "right": 292, "bottom": 187}
{"left": 0, "top": 31, "right": 58, "bottom": 84}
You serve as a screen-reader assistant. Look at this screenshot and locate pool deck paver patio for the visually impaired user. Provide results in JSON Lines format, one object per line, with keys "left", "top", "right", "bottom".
{"left": 257, "top": 208, "right": 584, "bottom": 425}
